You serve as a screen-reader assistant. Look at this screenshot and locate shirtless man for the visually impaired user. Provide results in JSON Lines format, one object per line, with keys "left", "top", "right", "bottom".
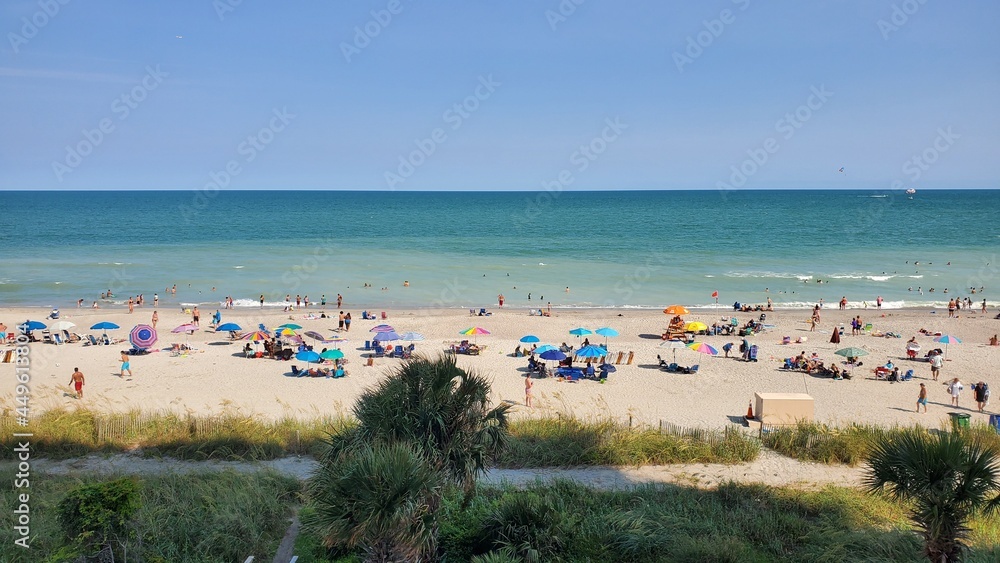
{"left": 70, "top": 368, "right": 85, "bottom": 399}
{"left": 120, "top": 351, "right": 132, "bottom": 378}
{"left": 525, "top": 375, "right": 534, "bottom": 407}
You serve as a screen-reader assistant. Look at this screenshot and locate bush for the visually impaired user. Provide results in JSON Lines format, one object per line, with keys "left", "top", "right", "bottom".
{"left": 57, "top": 477, "right": 140, "bottom": 551}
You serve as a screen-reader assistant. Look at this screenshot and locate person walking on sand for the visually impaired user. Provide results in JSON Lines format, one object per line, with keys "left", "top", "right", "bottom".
{"left": 525, "top": 375, "right": 533, "bottom": 407}
{"left": 338, "top": 311, "right": 345, "bottom": 331}
{"left": 983, "top": 299, "right": 988, "bottom": 313}
{"left": 70, "top": 368, "right": 85, "bottom": 399}
{"left": 948, "top": 377, "right": 964, "bottom": 407}
{"left": 916, "top": 383, "right": 928, "bottom": 413}
{"left": 337, "top": 294, "right": 343, "bottom": 308}
{"left": 973, "top": 381, "right": 989, "bottom": 413}
{"left": 930, "top": 352, "right": 943, "bottom": 381}
{"left": 151, "top": 310, "right": 158, "bottom": 328}
{"left": 344, "top": 312, "right": 352, "bottom": 332}
{"left": 120, "top": 350, "right": 132, "bottom": 378}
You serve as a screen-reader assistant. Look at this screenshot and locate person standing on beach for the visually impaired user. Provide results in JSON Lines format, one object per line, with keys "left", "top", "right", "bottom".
{"left": 839, "top": 296, "right": 847, "bottom": 310}
{"left": 154, "top": 293, "right": 159, "bottom": 307}
{"left": 930, "top": 353, "right": 943, "bottom": 381}
{"left": 304, "top": 296, "right": 309, "bottom": 309}
{"left": 973, "top": 382, "right": 989, "bottom": 413}
{"left": 344, "top": 312, "right": 352, "bottom": 332}
{"left": 69, "top": 368, "right": 85, "bottom": 399}
{"left": 151, "top": 310, "right": 158, "bottom": 328}
{"left": 120, "top": 350, "right": 132, "bottom": 378}
{"left": 260, "top": 294, "right": 265, "bottom": 308}
{"left": 128, "top": 297, "right": 134, "bottom": 314}
{"left": 983, "top": 299, "right": 988, "bottom": 313}
{"left": 192, "top": 306, "right": 200, "bottom": 327}
{"left": 498, "top": 294, "right": 504, "bottom": 308}
{"left": 876, "top": 295, "right": 883, "bottom": 309}
{"left": 337, "top": 294, "right": 343, "bottom": 308}
{"left": 948, "top": 378, "right": 964, "bottom": 407}
{"left": 321, "top": 295, "right": 327, "bottom": 306}
{"left": 916, "top": 383, "right": 927, "bottom": 413}
{"left": 525, "top": 375, "right": 533, "bottom": 407}
{"left": 338, "top": 311, "right": 345, "bottom": 331}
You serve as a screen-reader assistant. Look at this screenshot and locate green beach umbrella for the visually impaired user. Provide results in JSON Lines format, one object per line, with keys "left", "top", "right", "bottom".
{"left": 834, "top": 347, "right": 868, "bottom": 358}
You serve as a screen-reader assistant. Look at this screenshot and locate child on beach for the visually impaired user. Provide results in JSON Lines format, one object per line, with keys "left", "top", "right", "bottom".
{"left": 120, "top": 351, "right": 132, "bottom": 378}
{"left": 916, "top": 383, "right": 927, "bottom": 413}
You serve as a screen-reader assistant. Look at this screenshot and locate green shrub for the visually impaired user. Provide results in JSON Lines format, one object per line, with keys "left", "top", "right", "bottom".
{"left": 57, "top": 477, "right": 140, "bottom": 551}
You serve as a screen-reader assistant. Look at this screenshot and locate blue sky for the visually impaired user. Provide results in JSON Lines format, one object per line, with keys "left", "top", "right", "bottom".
{"left": 1, "top": 0, "right": 997, "bottom": 190}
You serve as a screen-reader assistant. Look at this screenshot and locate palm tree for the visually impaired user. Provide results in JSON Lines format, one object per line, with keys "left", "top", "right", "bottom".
{"left": 865, "top": 430, "right": 1000, "bottom": 562}
{"left": 325, "top": 354, "right": 511, "bottom": 501}
{"left": 308, "top": 355, "right": 511, "bottom": 560}
{"left": 303, "top": 442, "right": 441, "bottom": 563}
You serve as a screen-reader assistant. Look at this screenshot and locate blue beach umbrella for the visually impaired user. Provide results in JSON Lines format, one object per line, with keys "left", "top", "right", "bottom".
{"left": 533, "top": 344, "right": 557, "bottom": 354}
{"left": 373, "top": 330, "right": 400, "bottom": 342}
{"left": 295, "top": 350, "right": 321, "bottom": 367}
{"left": 539, "top": 349, "right": 566, "bottom": 361}
{"left": 90, "top": 321, "right": 120, "bottom": 331}
{"left": 216, "top": 322, "right": 242, "bottom": 332}
{"left": 18, "top": 320, "right": 46, "bottom": 334}
{"left": 520, "top": 335, "right": 540, "bottom": 343}
{"left": 278, "top": 323, "right": 303, "bottom": 330}
{"left": 575, "top": 345, "right": 606, "bottom": 358}
{"left": 569, "top": 327, "right": 592, "bottom": 337}
{"left": 594, "top": 327, "right": 619, "bottom": 349}
{"left": 320, "top": 349, "right": 344, "bottom": 360}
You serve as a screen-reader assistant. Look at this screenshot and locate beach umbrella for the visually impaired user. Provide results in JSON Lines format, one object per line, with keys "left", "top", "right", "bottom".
{"left": 91, "top": 321, "right": 120, "bottom": 331}
{"left": 50, "top": 320, "right": 76, "bottom": 332}
{"left": 275, "top": 327, "right": 297, "bottom": 336}
{"left": 830, "top": 326, "right": 841, "bottom": 344}
{"left": 687, "top": 342, "right": 718, "bottom": 356}
{"left": 241, "top": 330, "right": 270, "bottom": 342}
{"left": 575, "top": 345, "right": 606, "bottom": 358}
{"left": 129, "top": 324, "right": 157, "bottom": 349}
{"left": 18, "top": 320, "right": 46, "bottom": 334}
{"left": 373, "top": 330, "right": 400, "bottom": 342}
{"left": 172, "top": 323, "right": 199, "bottom": 333}
{"left": 295, "top": 350, "right": 321, "bottom": 368}
{"left": 569, "top": 327, "right": 592, "bottom": 338}
{"left": 370, "top": 324, "right": 395, "bottom": 333}
{"left": 684, "top": 322, "right": 708, "bottom": 333}
{"left": 459, "top": 326, "right": 490, "bottom": 344}
{"left": 399, "top": 332, "right": 425, "bottom": 341}
{"left": 534, "top": 344, "right": 558, "bottom": 354}
{"left": 594, "top": 327, "right": 619, "bottom": 338}
{"left": 278, "top": 323, "right": 302, "bottom": 330}
{"left": 520, "top": 335, "right": 541, "bottom": 343}
{"left": 933, "top": 335, "right": 961, "bottom": 360}
{"left": 539, "top": 349, "right": 566, "bottom": 361}
{"left": 216, "top": 322, "right": 242, "bottom": 332}
{"left": 304, "top": 330, "right": 333, "bottom": 342}
{"left": 659, "top": 339, "right": 688, "bottom": 362}
{"left": 320, "top": 349, "right": 345, "bottom": 360}
{"left": 664, "top": 305, "right": 690, "bottom": 316}
{"left": 834, "top": 347, "right": 868, "bottom": 359}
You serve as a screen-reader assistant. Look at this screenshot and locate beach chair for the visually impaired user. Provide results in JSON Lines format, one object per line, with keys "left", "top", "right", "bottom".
{"left": 626, "top": 351, "right": 634, "bottom": 365}
{"left": 614, "top": 351, "right": 624, "bottom": 365}
{"left": 863, "top": 323, "right": 873, "bottom": 333}
{"left": 1, "top": 350, "right": 13, "bottom": 363}
{"left": 664, "top": 362, "right": 678, "bottom": 372}
{"left": 52, "top": 333, "right": 64, "bottom": 345}
{"left": 41, "top": 330, "right": 54, "bottom": 344}
{"left": 394, "top": 345, "right": 404, "bottom": 357}
{"left": 364, "top": 340, "right": 371, "bottom": 351}
{"left": 902, "top": 369, "right": 914, "bottom": 381}
{"left": 687, "top": 364, "right": 700, "bottom": 374}
{"left": 291, "top": 365, "right": 304, "bottom": 377}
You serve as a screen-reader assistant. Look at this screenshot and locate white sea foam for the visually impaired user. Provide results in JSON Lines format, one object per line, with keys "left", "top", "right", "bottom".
{"left": 538, "top": 263, "right": 547, "bottom": 266}
{"left": 233, "top": 265, "right": 245, "bottom": 269}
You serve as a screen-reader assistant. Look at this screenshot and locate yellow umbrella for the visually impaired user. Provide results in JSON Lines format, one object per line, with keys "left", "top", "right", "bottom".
{"left": 664, "top": 305, "right": 690, "bottom": 315}
{"left": 685, "top": 321, "right": 708, "bottom": 332}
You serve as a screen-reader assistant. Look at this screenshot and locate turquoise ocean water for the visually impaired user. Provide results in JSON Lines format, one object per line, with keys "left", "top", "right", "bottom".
{"left": 1, "top": 189, "right": 997, "bottom": 310}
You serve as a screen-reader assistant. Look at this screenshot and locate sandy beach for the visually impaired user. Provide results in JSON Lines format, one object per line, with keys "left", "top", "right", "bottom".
{"left": 3, "top": 304, "right": 999, "bottom": 429}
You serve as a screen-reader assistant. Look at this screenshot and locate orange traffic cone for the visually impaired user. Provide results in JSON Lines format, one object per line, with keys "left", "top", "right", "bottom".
{"left": 745, "top": 400, "right": 754, "bottom": 420}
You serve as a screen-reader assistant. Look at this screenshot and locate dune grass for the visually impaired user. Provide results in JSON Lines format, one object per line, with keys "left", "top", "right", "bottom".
{"left": 296, "top": 479, "right": 1000, "bottom": 562}
{"left": 0, "top": 407, "right": 350, "bottom": 460}
{"left": 501, "top": 416, "right": 761, "bottom": 467}
{"left": 0, "top": 470, "right": 301, "bottom": 563}
{"left": 760, "top": 421, "right": 1000, "bottom": 466}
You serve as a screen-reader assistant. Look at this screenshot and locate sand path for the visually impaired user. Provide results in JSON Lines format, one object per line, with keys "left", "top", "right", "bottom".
{"left": 25, "top": 449, "right": 863, "bottom": 491}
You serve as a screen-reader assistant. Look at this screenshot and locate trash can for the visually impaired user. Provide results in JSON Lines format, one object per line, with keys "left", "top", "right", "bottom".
{"left": 989, "top": 414, "right": 1000, "bottom": 435}
{"left": 948, "top": 412, "right": 971, "bottom": 432}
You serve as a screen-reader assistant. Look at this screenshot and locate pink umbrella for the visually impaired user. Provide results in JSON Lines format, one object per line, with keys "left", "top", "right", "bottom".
{"left": 172, "top": 323, "right": 199, "bottom": 345}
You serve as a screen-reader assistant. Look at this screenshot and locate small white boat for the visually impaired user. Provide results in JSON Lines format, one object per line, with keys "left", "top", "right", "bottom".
{"left": 905, "top": 188, "right": 916, "bottom": 194}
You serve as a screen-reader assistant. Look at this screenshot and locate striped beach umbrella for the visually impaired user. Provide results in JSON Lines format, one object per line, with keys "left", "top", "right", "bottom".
{"left": 172, "top": 323, "right": 199, "bottom": 333}
{"left": 933, "top": 334, "right": 961, "bottom": 360}
{"left": 129, "top": 324, "right": 157, "bottom": 349}
{"left": 370, "top": 324, "right": 395, "bottom": 333}
{"left": 687, "top": 342, "right": 718, "bottom": 356}
{"left": 459, "top": 326, "right": 490, "bottom": 344}
{"left": 241, "top": 330, "right": 270, "bottom": 342}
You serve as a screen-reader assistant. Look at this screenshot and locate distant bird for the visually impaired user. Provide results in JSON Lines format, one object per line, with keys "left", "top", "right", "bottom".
{"left": 175, "top": 35, "right": 184, "bottom": 39}
{"left": 837, "top": 167, "right": 845, "bottom": 173}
